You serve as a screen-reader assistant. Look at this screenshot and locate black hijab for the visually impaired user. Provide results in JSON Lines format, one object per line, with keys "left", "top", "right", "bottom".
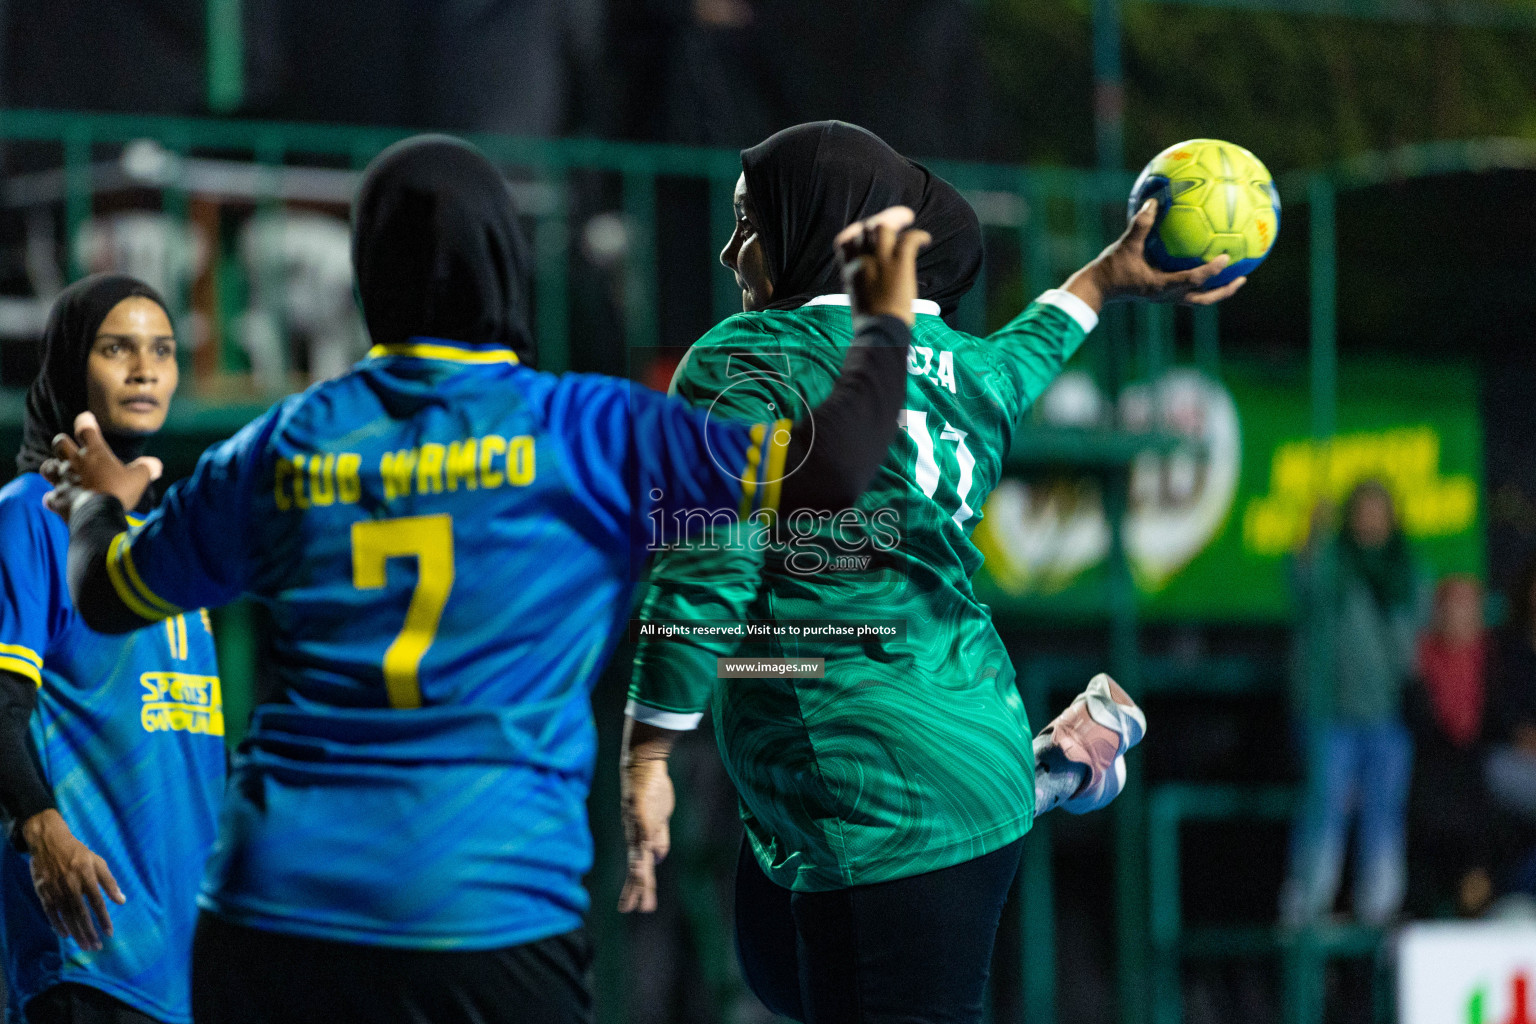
{"left": 17, "top": 273, "right": 170, "bottom": 477}
{"left": 741, "top": 121, "right": 982, "bottom": 319}
{"left": 351, "top": 134, "right": 535, "bottom": 365}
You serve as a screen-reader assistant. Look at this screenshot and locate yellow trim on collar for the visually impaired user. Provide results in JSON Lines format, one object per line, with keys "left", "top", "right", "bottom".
{"left": 367, "top": 343, "right": 520, "bottom": 365}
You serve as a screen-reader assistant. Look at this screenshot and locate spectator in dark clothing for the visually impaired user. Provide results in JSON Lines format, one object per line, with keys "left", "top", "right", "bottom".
{"left": 1281, "top": 481, "right": 1431, "bottom": 928}
{"left": 1407, "top": 575, "right": 1495, "bottom": 916}
{"left": 1487, "top": 558, "right": 1536, "bottom": 823}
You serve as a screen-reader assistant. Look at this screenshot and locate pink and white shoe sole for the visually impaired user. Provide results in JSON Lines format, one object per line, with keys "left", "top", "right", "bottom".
{"left": 1033, "top": 673, "right": 1147, "bottom": 815}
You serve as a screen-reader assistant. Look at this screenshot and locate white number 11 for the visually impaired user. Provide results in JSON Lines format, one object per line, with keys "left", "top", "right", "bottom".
{"left": 898, "top": 409, "right": 975, "bottom": 527}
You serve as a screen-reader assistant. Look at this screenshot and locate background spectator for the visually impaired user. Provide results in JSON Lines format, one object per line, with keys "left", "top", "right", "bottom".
{"left": 1281, "top": 481, "right": 1431, "bottom": 928}
{"left": 1407, "top": 574, "right": 1495, "bottom": 917}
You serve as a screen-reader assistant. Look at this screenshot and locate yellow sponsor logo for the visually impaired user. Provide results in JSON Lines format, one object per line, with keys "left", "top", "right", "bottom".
{"left": 1243, "top": 425, "right": 1477, "bottom": 557}
{"left": 139, "top": 672, "right": 225, "bottom": 736}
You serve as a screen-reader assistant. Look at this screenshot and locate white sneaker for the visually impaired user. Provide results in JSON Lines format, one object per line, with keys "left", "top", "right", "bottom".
{"left": 1033, "top": 673, "right": 1147, "bottom": 815}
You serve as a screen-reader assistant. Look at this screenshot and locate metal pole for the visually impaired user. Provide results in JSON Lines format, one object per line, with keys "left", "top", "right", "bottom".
{"left": 1102, "top": 286, "right": 1148, "bottom": 1024}
{"left": 1285, "top": 173, "right": 1337, "bottom": 1024}
{"left": 1021, "top": 664, "right": 1058, "bottom": 1024}
{"left": 64, "top": 126, "right": 92, "bottom": 282}
{"left": 534, "top": 172, "right": 571, "bottom": 374}
{"left": 622, "top": 171, "right": 659, "bottom": 363}
{"left": 1092, "top": 0, "right": 1126, "bottom": 173}
{"left": 206, "top": 0, "right": 244, "bottom": 114}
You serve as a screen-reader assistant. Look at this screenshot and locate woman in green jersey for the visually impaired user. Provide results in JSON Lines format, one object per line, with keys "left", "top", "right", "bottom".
{"left": 620, "top": 121, "right": 1239, "bottom": 1022}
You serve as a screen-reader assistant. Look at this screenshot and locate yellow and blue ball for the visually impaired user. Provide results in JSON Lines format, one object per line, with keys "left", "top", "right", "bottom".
{"left": 1128, "top": 139, "right": 1280, "bottom": 289}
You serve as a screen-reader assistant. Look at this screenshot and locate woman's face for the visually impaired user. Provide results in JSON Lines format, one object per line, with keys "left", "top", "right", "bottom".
{"left": 85, "top": 297, "right": 178, "bottom": 436}
{"left": 720, "top": 174, "right": 773, "bottom": 312}
{"left": 1348, "top": 489, "right": 1394, "bottom": 550}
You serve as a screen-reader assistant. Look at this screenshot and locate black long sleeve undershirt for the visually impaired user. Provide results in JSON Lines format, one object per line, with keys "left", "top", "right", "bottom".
{"left": 776, "top": 313, "right": 911, "bottom": 516}
{"left": 0, "top": 669, "right": 56, "bottom": 850}
{"left": 67, "top": 493, "right": 146, "bottom": 636}
{"left": 67, "top": 314, "right": 915, "bottom": 633}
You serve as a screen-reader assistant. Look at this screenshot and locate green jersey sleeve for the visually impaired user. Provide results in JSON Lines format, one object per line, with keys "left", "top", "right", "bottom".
{"left": 971, "top": 289, "right": 1099, "bottom": 427}
{"left": 627, "top": 316, "right": 791, "bottom": 729}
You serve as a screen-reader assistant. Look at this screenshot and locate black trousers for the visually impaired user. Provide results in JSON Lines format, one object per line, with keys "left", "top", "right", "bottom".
{"left": 191, "top": 912, "right": 592, "bottom": 1024}
{"left": 25, "top": 983, "right": 163, "bottom": 1024}
{"left": 733, "top": 835, "right": 1026, "bottom": 1024}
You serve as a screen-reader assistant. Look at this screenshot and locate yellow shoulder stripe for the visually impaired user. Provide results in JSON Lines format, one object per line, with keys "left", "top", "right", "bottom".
{"left": 0, "top": 655, "right": 41, "bottom": 687}
{"left": 0, "top": 643, "right": 42, "bottom": 669}
{"left": 737, "top": 423, "right": 766, "bottom": 519}
{"left": 759, "top": 419, "right": 793, "bottom": 515}
{"left": 367, "top": 343, "right": 520, "bottom": 365}
{"left": 105, "top": 533, "right": 181, "bottom": 621}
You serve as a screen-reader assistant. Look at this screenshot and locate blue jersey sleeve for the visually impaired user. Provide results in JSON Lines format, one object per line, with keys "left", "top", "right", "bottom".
{"left": 546, "top": 373, "right": 790, "bottom": 542}
{"left": 0, "top": 485, "right": 57, "bottom": 686}
{"left": 108, "top": 408, "right": 283, "bottom": 618}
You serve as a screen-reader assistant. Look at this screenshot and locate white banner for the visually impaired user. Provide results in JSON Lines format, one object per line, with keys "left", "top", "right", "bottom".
{"left": 1399, "top": 922, "right": 1536, "bottom": 1024}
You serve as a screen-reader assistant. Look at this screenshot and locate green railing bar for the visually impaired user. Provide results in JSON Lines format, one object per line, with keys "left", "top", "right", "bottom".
{"left": 1192, "top": 306, "right": 1219, "bottom": 375}
{"left": 161, "top": 127, "right": 195, "bottom": 376}
{"left": 206, "top": 0, "right": 244, "bottom": 114}
{"left": 210, "top": 600, "right": 257, "bottom": 746}
{"left": 1148, "top": 784, "right": 1296, "bottom": 1024}
{"left": 534, "top": 171, "right": 571, "bottom": 374}
{"left": 1021, "top": 173, "right": 1051, "bottom": 305}
{"left": 1140, "top": 0, "right": 1536, "bottom": 29}
{"left": 621, "top": 171, "right": 658, "bottom": 360}
{"left": 1020, "top": 665, "right": 1058, "bottom": 1024}
{"left": 63, "top": 124, "right": 92, "bottom": 281}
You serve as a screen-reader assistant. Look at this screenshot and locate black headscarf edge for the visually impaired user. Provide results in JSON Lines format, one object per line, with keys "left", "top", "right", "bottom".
{"left": 740, "top": 121, "right": 983, "bottom": 319}
{"left": 351, "top": 134, "right": 536, "bottom": 365}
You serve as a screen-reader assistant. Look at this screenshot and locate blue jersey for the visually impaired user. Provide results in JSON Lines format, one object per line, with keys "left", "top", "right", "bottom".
{"left": 105, "top": 337, "right": 789, "bottom": 950}
{"left": 0, "top": 473, "right": 226, "bottom": 1024}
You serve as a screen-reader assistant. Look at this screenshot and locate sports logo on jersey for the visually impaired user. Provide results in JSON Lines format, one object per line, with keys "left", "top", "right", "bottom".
{"left": 139, "top": 672, "right": 225, "bottom": 736}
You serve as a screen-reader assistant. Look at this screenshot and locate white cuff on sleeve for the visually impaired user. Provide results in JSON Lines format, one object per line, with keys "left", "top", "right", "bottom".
{"left": 1036, "top": 289, "right": 1100, "bottom": 335}
{"left": 625, "top": 699, "right": 704, "bottom": 731}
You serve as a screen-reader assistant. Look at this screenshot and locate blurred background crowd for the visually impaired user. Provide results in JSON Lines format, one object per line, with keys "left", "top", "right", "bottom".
{"left": 1, "top": 1, "right": 1536, "bottom": 1022}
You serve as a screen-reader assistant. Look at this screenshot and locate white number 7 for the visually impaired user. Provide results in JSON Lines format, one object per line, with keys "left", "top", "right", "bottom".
{"left": 898, "top": 409, "right": 975, "bottom": 527}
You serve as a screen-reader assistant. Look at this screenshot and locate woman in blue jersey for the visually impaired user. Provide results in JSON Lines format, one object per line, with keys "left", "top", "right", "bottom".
{"left": 0, "top": 275, "right": 227, "bottom": 1024}
{"left": 41, "top": 136, "right": 932, "bottom": 1024}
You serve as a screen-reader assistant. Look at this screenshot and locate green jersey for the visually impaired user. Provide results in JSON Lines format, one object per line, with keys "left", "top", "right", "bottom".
{"left": 630, "top": 291, "right": 1095, "bottom": 890}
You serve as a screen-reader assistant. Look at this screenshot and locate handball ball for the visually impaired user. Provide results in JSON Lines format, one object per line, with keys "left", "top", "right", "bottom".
{"left": 1128, "top": 139, "right": 1280, "bottom": 289}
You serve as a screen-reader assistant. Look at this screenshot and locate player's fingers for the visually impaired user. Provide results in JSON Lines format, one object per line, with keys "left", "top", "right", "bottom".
{"left": 863, "top": 205, "right": 915, "bottom": 238}
{"left": 834, "top": 220, "right": 867, "bottom": 262}
{"left": 894, "top": 228, "right": 932, "bottom": 269}
{"left": 60, "top": 885, "right": 99, "bottom": 949}
{"left": 618, "top": 852, "right": 657, "bottom": 913}
{"left": 40, "top": 892, "right": 69, "bottom": 939}
{"left": 98, "top": 860, "right": 126, "bottom": 905}
{"left": 651, "top": 825, "right": 671, "bottom": 865}
{"left": 73, "top": 412, "right": 106, "bottom": 455}
{"left": 869, "top": 220, "right": 898, "bottom": 262}
{"left": 84, "top": 871, "right": 114, "bottom": 938}
{"left": 1126, "top": 199, "right": 1157, "bottom": 247}
{"left": 127, "top": 456, "right": 164, "bottom": 483}
{"left": 1184, "top": 276, "right": 1246, "bottom": 306}
{"left": 51, "top": 433, "right": 81, "bottom": 465}
{"left": 43, "top": 485, "right": 75, "bottom": 518}
{"left": 1176, "top": 253, "right": 1231, "bottom": 289}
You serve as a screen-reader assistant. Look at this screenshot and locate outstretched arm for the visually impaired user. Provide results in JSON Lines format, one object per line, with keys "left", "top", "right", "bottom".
{"left": 981, "top": 199, "right": 1246, "bottom": 432}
